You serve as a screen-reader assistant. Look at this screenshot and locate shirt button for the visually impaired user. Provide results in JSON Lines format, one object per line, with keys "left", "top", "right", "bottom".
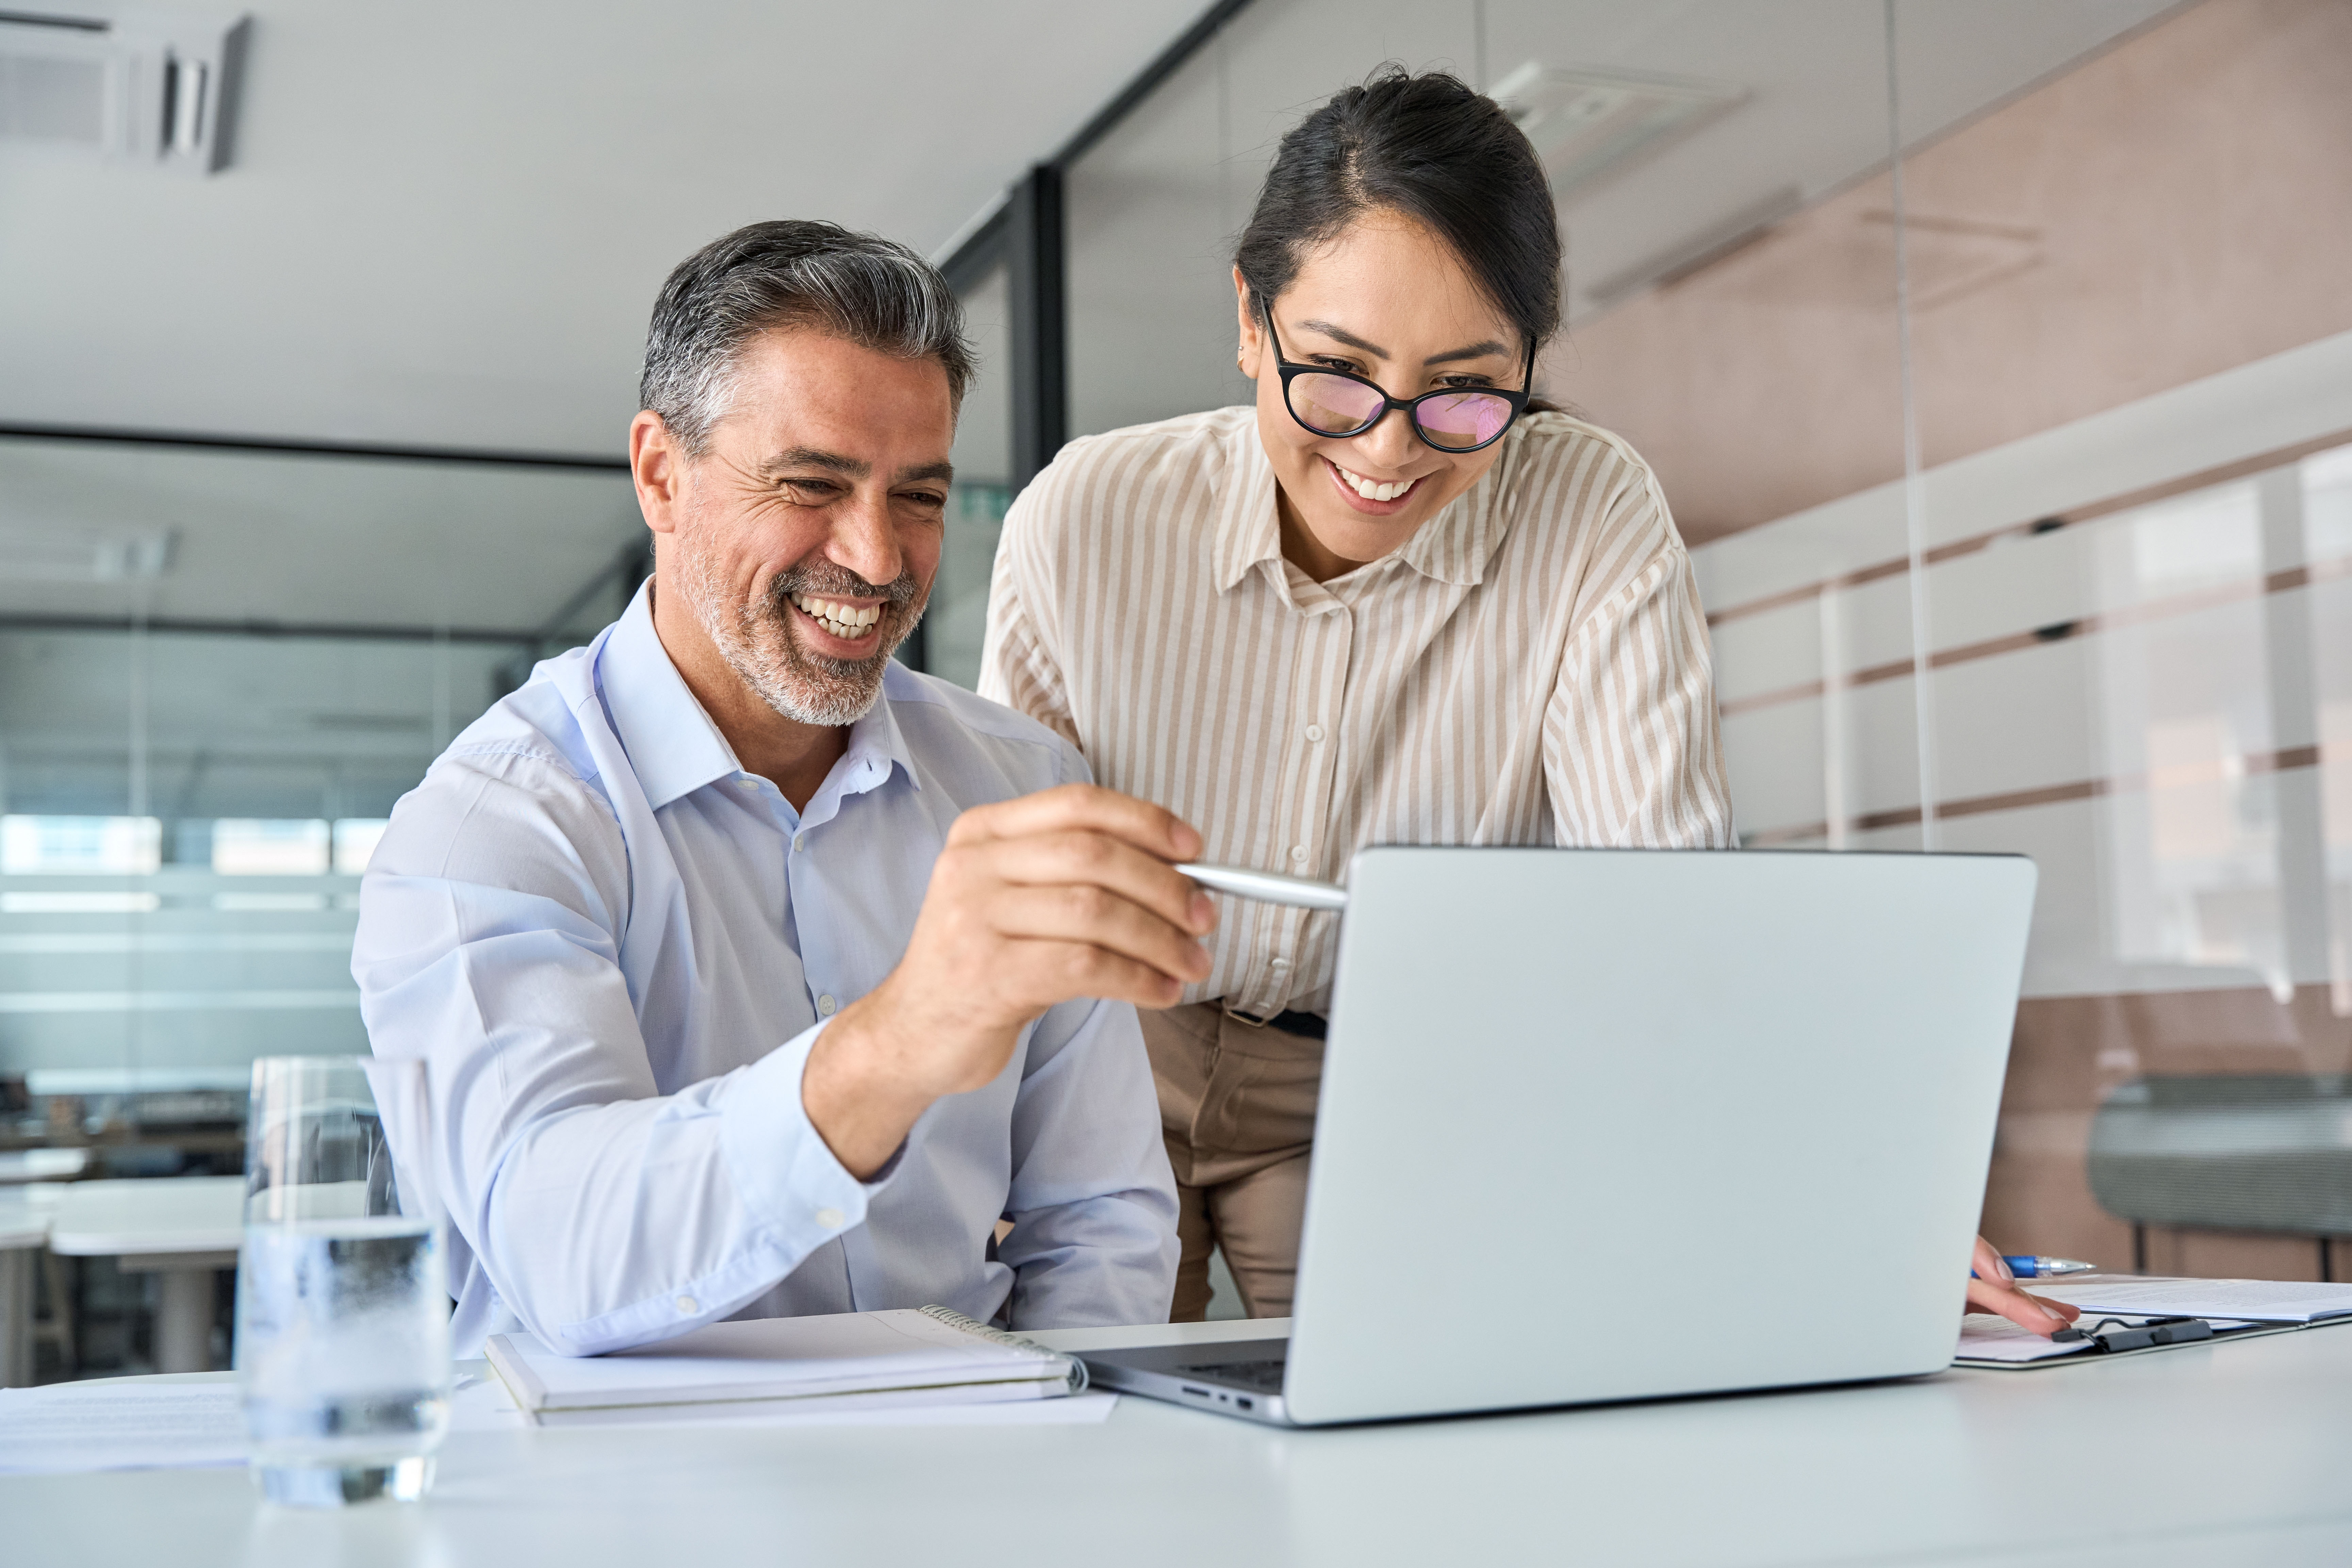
{"left": 676, "top": 1294, "right": 699, "bottom": 1314}
{"left": 737, "top": 777, "right": 758, "bottom": 791}
{"left": 817, "top": 993, "right": 837, "bottom": 1016}
{"left": 815, "top": 1208, "right": 845, "bottom": 1229}
{"left": 1304, "top": 724, "right": 1325, "bottom": 743}
{"left": 1269, "top": 957, "right": 1290, "bottom": 971}
{"left": 1288, "top": 846, "right": 1309, "bottom": 865}
{"left": 793, "top": 834, "right": 806, "bottom": 853}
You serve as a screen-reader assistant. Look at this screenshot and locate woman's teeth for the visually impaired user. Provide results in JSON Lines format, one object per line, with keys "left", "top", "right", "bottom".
{"left": 1333, "top": 462, "right": 1415, "bottom": 502}
{"left": 791, "top": 593, "right": 881, "bottom": 637}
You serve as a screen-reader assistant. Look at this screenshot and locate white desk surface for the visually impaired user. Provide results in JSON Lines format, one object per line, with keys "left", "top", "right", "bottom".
{"left": 0, "top": 1149, "right": 91, "bottom": 1185}
{"left": 6, "top": 1315, "right": 2352, "bottom": 1566}
{"left": 45, "top": 1176, "right": 243, "bottom": 1257}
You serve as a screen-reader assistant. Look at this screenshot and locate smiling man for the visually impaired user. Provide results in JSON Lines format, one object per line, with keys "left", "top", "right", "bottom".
{"left": 353, "top": 221, "right": 1200, "bottom": 1356}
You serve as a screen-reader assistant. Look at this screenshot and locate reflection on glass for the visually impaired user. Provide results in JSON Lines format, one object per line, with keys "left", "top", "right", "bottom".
{"left": 213, "top": 820, "right": 332, "bottom": 877}
{"left": 930, "top": 263, "right": 1011, "bottom": 690}
{"left": 1, "top": 433, "right": 637, "bottom": 1229}
{"left": 2091, "top": 484, "right": 2280, "bottom": 993}
{"left": 2304, "top": 445, "right": 2352, "bottom": 1014}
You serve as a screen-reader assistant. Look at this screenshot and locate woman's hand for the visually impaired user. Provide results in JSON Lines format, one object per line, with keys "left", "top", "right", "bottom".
{"left": 1966, "top": 1236, "right": 2082, "bottom": 1336}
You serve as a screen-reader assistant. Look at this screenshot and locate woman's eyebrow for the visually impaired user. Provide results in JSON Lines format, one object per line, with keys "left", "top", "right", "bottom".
{"left": 1297, "top": 319, "right": 1389, "bottom": 358}
{"left": 1296, "top": 319, "right": 1510, "bottom": 366}
{"left": 1425, "top": 339, "right": 1510, "bottom": 366}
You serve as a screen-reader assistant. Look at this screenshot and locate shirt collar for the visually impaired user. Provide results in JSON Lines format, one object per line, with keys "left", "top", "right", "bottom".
{"left": 1208, "top": 412, "right": 1519, "bottom": 594}
{"left": 595, "top": 580, "right": 922, "bottom": 813}
{"left": 836, "top": 664, "right": 922, "bottom": 801}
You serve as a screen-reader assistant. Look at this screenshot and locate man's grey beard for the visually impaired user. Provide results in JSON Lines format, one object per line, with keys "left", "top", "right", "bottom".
{"left": 674, "top": 534, "right": 924, "bottom": 728}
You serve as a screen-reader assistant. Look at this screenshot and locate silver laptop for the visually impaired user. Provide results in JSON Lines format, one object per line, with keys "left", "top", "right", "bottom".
{"left": 1084, "top": 846, "right": 2038, "bottom": 1426}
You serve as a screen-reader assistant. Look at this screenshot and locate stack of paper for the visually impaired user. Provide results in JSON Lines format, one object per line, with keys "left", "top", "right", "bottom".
{"left": 486, "top": 1307, "right": 1087, "bottom": 1428}
{"left": 2024, "top": 1276, "right": 2352, "bottom": 1324}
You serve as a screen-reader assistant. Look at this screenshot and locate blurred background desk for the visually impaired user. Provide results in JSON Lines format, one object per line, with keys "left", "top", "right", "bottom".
{"left": 0, "top": 1192, "right": 46, "bottom": 1386}
{"left": 6, "top": 1317, "right": 2351, "bottom": 1566}
{"left": 46, "top": 1178, "right": 241, "bottom": 1375}
{"left": 0, "top": 1149, "right": 90, "bottom": 1185}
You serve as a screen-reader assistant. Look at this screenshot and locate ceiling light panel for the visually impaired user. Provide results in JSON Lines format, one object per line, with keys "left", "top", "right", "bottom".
{"left": 1492, "top": 62, "right": 1749, "bottom": 201}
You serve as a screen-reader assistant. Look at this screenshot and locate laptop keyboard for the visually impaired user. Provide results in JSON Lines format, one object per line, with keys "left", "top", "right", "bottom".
{"left": 1177, "top": 1357, "right": 1288, "bottom": 1392}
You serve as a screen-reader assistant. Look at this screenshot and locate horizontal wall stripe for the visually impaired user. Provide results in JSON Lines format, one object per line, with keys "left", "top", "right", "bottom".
{"left": 1705, "top": 425, "right": 2352, "bottom": 629}
{"left": 1743, "top": 744, "right": 2328, "bottom": 847}
{"left": 0, "top": 989, "right": 361, "bottom": 1014}
{"left": 0, "top": 933, "right": 355, "bottom": 954}
{"left": 1718, "top": 552, "right": 2352, "bottom": 719}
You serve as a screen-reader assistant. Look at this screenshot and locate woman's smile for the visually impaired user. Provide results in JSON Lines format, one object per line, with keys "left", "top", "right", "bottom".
{"left": 1321, "top": 455, "right": 1426, "bottom": 515}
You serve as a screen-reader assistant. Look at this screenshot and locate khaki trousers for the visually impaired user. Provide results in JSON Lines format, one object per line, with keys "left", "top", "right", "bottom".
{"left": 1139, "top": 1001, "right": 1324, "bottom": 1321}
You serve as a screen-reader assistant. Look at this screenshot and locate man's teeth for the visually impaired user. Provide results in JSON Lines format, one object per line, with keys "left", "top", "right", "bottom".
{"left": 791, "top": 593, "right": 882, "bottom": 636}
{"left": 1333, "top": 463, "right": 1415, "bottom": 502}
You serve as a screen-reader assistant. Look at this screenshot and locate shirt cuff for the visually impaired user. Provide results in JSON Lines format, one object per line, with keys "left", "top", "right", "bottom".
{"left": 719, "top": 1019, "right": 895, "bottom": 1249}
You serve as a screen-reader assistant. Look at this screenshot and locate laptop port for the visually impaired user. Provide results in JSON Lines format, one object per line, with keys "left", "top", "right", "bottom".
{"left": 1237, "top": 1398, "right": 1254, "bottom": 1410}
{"left": 1180, "top": 1386, "right": 1209, "bottom": 1398}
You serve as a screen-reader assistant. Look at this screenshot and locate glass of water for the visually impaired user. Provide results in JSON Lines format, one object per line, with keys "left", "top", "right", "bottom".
{"left": 234, "top": 1056, "right": 449, "bottom": 1506}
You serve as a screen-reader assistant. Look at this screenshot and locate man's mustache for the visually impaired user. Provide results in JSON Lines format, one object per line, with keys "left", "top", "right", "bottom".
{"left": 764, "top": 563, "right": 922, "bottom": 611}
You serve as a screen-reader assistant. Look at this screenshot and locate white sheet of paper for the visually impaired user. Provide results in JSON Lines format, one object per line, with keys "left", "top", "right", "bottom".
{"left": 0, "top": 1382, "right": 244, "bottom": 1474}
{"left": 1954, "top": 1314, "right": 2098, "bottom": 1363}
{"left": 565, "top": 1390, "right": 1120, "bottom": 1431}
{"left": 0, "top": 1373, "right": 1112, "bottom": 1474}
{"left": 2028, "top": 1276, "right": 2352, "bottom": 1323}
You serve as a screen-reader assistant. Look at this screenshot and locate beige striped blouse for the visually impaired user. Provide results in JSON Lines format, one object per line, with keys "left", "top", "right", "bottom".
{"left": 978, "top": 404, "right": 1733, "bottom": 1018}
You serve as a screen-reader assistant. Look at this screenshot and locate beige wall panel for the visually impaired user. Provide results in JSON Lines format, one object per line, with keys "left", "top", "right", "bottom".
{"left": 1562, "top": 0, "right": 2352, "bottom": 545}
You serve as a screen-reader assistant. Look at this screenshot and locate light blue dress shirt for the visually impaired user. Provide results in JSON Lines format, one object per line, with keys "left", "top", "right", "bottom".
{"left": 352, "top": 584, "right": 1179, "bottom": 1356}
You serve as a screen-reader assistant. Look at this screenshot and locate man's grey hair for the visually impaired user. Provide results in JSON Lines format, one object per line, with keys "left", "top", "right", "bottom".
{"left": 638, "top": 219, "right": 974, "bottom": 456}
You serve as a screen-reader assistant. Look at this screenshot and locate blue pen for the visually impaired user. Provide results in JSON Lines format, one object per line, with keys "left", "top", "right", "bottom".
{"left": 1975, "top": 1255, "right": 2096, "bottom": 1280}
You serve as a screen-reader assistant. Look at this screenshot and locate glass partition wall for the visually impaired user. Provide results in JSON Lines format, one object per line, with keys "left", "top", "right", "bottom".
{"left": 0, "top": 434, "right": 641, "bottom": 1163}
{"left": 994, "top": 0, "right": 2352, "bottom": 1282}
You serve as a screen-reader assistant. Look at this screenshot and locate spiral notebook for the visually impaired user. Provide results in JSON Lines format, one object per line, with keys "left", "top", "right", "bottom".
{"left": 485, "top": 1305, "right": 1086, "bottom": 1428}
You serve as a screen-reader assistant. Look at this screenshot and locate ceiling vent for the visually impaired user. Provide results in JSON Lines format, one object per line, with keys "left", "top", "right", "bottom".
{"left": 1492, "top": 62, "right": 1747, "bottom": 200}
{"left": 0, "top": 7, "right": 247, "bottom": 172}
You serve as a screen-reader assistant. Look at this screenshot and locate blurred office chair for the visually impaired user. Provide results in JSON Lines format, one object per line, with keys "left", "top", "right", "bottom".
{"left": 2087, "top": 1074, "right": 2352, "bottom": 1279}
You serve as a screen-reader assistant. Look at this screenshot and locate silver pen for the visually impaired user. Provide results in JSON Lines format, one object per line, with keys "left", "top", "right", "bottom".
{"left": 1175, "top": 862, "right": 1349, "bottom": 912}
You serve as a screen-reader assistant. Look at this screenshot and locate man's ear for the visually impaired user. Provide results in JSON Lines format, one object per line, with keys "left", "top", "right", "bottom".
{"left": 630, "top": 410, "right": 686, "bottom": 536}
{"left": 1233, "top": 266, "right": 1263, "bottom": 379}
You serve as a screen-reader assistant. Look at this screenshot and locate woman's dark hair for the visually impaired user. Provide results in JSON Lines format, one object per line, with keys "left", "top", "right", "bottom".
{"left": 1234, "top": 67, "right": 1562, "bottom": 357}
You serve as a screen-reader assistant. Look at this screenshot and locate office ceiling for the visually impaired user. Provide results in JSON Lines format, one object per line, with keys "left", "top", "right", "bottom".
{"left": 1065, "top": 0, "right": 2187, "bottom": 439}
{"left": 0, "top": 0, "right": 1208, "bottom": 456}
{"left": 0, "top": 0, "right": 2193, "bottom": 639}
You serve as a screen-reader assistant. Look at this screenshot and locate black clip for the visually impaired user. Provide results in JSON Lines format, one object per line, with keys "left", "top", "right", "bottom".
{"left": 2052, "top": 1315, "right": 2214, "bottom": 1353}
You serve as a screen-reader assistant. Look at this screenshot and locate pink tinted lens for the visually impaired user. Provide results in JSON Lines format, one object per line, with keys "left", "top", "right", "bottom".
{"left": 1415, "top": 392, "right": 1515, "bottom": 450}
{"left": 1290, "top": 373, "right": 1387, "bottom": 435}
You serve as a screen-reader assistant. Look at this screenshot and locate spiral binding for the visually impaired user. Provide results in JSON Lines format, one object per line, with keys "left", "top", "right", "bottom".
{"left": 917, "top": 1303, "right": 1089, "bottom": 1393}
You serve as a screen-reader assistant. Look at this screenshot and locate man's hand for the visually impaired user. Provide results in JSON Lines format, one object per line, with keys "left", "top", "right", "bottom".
{"left": 804, "top": 784, "right": 1216, "bottom": 1177}
{"left": 1965, "top": 1236, "right": 2082, "bottom": 1336}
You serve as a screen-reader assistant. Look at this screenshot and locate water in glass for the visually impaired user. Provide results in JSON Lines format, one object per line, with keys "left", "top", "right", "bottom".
{"left": 234, "top": 1056, "right": 449, "bottom": 1506}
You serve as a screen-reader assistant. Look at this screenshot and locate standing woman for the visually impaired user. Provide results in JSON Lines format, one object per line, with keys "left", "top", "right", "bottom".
{"left": 980, "top": 68, "right": 1725, "bottom": 1320}
{"left": 980, "top": 68, "right": 2062, "bottom": 1337}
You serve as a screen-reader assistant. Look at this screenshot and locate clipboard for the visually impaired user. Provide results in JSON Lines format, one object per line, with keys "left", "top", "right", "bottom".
{"left": 1953, "top": 1311, "right": 2302, "bottom": 1370}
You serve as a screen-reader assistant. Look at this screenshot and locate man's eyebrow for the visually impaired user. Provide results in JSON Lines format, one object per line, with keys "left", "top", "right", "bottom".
{"left": 1296, "top": 320, "right": 1513, "bottom": 366}
{"left": 894, "top": 461, "right": 956, "bottom": 486}
{"left": 760, "top": 446, "right": 870, "bottom": 479}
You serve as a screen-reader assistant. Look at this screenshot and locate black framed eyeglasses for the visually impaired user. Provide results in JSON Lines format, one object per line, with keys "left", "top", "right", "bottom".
{"left": 1260, "top": 299, "right": 1534, "bottom": 454}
